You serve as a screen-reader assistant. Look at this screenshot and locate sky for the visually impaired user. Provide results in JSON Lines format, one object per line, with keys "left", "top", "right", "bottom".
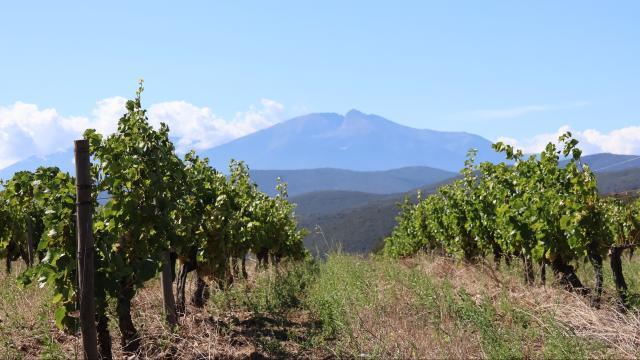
{"left": 1, "top": 1, "right": 639, "bottom": 168}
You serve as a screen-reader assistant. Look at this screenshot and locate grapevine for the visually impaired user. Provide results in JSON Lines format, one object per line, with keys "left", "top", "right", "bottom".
{"left": 384, "top": 133, "right": 639, "bottom": 307}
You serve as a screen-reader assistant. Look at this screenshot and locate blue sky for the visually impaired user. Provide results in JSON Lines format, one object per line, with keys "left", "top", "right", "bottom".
{"left": 0, "top": 1, "right": 639, "bottom": 167}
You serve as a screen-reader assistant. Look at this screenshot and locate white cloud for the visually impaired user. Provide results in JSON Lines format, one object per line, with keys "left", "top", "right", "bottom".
{"left": 92, "top": 96, "right": 129, "bottom": 135}
{"left": 498, "top": 125, "right": 640, "bottom": 155}
{"left": 471, "top": 101, "right": 589, "bottom": 119}
{"left": 0, "top": 102, "right": 84, "bottom": 168}
{"left": 581, "top": 127, "right": 640, "bottom": 155}
{"left": 0, "top": 97, "right": 287, "bottom": 169}
{"left": 55, "top": 96, "right": 128, "bottom": 137}
{"left": 149, "top": 98, "right": 285, "bottom": 153}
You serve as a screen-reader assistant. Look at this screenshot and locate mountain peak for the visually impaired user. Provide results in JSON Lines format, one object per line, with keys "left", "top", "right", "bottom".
{"left": 345, "top": 109, "right": 366, "bottom": 118}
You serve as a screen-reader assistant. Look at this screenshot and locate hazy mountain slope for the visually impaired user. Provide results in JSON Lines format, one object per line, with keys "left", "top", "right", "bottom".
{"left": 300, "top": 195, "right": 400, "bottom": 255}
{"left": 251, "top": 166, "right": 456, "bottom": 197}
{"left": 559, "top": 153, "right": 640, "bottom": 172}
{"left": 205, "top": 110, "right": 504, "bottom": 172}
{"left": 299, "top": 180, "right": 450, "bottom": 255}
{"left": 0, "top": 150, "right": 75, "bottom": 180}
{"left": 595, "top": 168, "right": 640, "bottom": 194}
{"left": 291, "top": 190, "right": 390, "bottom": 217}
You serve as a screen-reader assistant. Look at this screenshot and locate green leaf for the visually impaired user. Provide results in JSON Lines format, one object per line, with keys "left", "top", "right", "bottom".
{"left": 52, "top": 293, "right": 64, "bottom": 304}
{"left": 54, "top": 306, "right": 67, "bottom": 329}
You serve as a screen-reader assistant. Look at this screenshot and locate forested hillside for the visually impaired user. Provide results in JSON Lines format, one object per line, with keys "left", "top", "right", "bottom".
{"left": 595, "top": 168, "right": 640, "bottom": 194}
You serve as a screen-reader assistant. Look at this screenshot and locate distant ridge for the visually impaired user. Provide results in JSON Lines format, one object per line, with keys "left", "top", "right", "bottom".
{"left": 248, "top": 153, "right": 640, "bottom": 198}
{"left": 1, "top": 109, "right": 639, "bottom": 191}
{"left": 204, "top": 110, "right": 504, "bottom": 172}
{"left": 0, "top": 150, "right": 75, "bottom": 180}
{"left": 572, "top": 153, "right": 640, "bottom": 172}
{"left": 251, "top": 166, "right": 456, "bottom": 197}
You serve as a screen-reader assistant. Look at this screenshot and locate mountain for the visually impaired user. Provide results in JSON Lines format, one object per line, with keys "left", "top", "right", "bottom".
{"left": 204, "top": 110, "right": 504, "bottom": 172}
{"left": 253, "top": 154, "right": 640, "bottom": 197}
{"left": 573, "top": 153, "right": 640, "bottom": 172}
{"left": 0, "top": 149, "right": 75, "bottom": 180}
{"left": 251, "top": 166, "right": 456, "bottom": 197}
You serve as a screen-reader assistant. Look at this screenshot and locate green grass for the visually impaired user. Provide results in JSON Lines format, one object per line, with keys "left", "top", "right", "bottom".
{"left": 304, "top": 254, "right": 613, "bottom": 359}
{"left": 305, "top": 255, "right": 379, "bottom": 339}
{"left": 0, "top": 267, "right": 69, "bottom": 360}
{"left": 209, "top": 259, "right": 318, "bottom": 315}
{"left": 1, "top": 254, "right": 638, "bottom": 358}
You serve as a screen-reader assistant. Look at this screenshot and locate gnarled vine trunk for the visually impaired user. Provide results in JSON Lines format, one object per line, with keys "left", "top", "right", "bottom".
{"left": 492, "top": 245, "right": 502, "bottom": 270}
{"left": 191, "top": 272, "right": 208, "bottom": 308}
{"left": 5, "top": 243, "right": 12, "bottom": 274}
{"left": 176, "top": 246, "right": 198, "bottom": 315}
{"left": 231, "top": 257, "right": 241, "bottom": 280}
{"left": 241, "top": 256, "right": 248, "bottom": 280}
{"left": 169, "top": 251, "right": 178, "bottom": 281}
{"left": 609, "top": 246, "right": 629, "bottom": 310}
{"left": 522, "top": 255, "right": 535, "bottom": 285}
{"left": 116, "top": 277, "right": 140, "bottom": 355}
{"left": 587, "top": 246, "right": 603, "bottom": 308}
{"left": 176, "top": 262, "right": 195, "bottom": 315}
{"left": 96, "top": 314, "right": 113, "bottom": 360}
{"left": 256, "top": 248, "right": 269, "bottom": 270}
{"left": 551, "top": 257, "right": 584, "bottom": 292}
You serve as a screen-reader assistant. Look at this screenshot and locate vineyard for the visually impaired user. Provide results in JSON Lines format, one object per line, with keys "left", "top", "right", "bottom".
{"left": 0, "top": 82, "right": 308, "bottom": 359}
{"left": 0, "top": 83, "right": 639, "bottom": 359}
{"left": 384, "top": 133, "right": 639, "bottom": 309}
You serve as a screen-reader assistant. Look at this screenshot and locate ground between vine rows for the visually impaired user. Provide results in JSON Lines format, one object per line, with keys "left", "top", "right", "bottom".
{"left": 0, "top": 253, "right": 638, "bottom": 359}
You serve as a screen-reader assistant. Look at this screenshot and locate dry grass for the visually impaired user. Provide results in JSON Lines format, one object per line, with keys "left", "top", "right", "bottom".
{"left": 1, "top": 254, "right": 639, "bottom": 359}
{"left": 0, "top": 262, "right": 81, "bottom": 359}
{"left": 0, "top": 261, "right": 326, "bottom": 359}
{"left": 119, "top": 273, "right": 325, "bottom": 359}
{"left": 402, "top": 255, "right": 640, "bottom": 358}
{"left": 306, "top": 253, "right": 640, "bottom": 359}
{"left": 537, "top": 293, "right": 640, "bottom": 358}
{"left": 346, "top": 277, "right": 484, "bottom": 359}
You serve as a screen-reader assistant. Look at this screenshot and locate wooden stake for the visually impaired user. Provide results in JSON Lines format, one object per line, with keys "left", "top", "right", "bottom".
{"left": 75, "top": 140, "right": 99, "bottom": 360}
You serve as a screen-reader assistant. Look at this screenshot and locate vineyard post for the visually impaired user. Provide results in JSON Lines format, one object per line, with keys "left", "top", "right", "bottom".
{"left": 75, "top": 140, "right": 99, "bottom": 360}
